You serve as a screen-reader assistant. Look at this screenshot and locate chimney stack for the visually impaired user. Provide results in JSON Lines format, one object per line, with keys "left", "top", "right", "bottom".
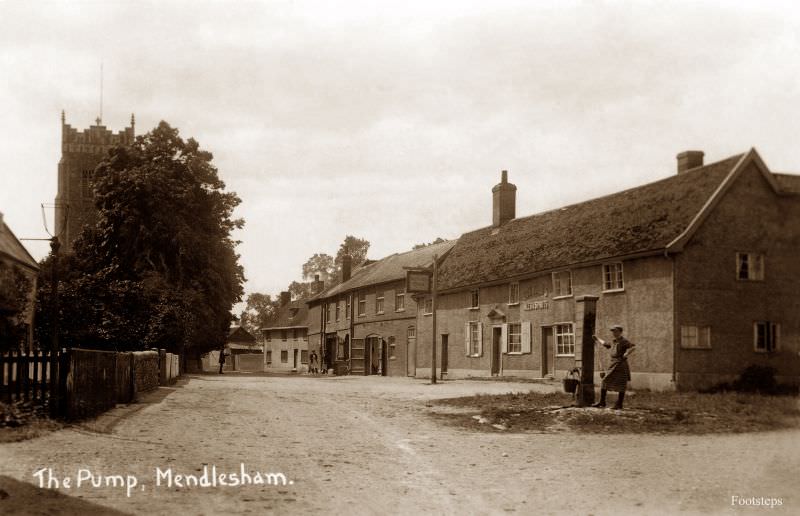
{"left": 676, "top": 151, "right": 704, "bottom": 174}
{"left": 280, "top": 291, "right": 291, "bottom": 306}
{"left": 312, "top": 274, "right": 325, "bottom": 295}
{"left": 340, "top": 255, "right": 352, "bottom": 283}
{"left": 492, "top": 170, "right": 517, "bottom": 227}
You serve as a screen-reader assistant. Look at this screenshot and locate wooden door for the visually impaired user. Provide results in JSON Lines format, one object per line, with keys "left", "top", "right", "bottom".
{"left": 440, "top": 334, "right": 448, "bottom": 375}
{"left": 491, "top": 327, "right": 501, "bottom": 375}
{"left": 406, "top": 326, "right": 416, "bottom": 376}
{"left": 542, "top": 327, "right": 554, "bottom": 377}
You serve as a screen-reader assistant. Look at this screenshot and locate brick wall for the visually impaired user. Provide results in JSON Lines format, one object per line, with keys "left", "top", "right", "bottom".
{"left": 675, "top": 162, "right": 800, "bottom": 389}
{"left": 417, "top": 255, "right": 674, "bottom": 389}
{"left": 133, "top": 350, "right": 159, "bottom": 394}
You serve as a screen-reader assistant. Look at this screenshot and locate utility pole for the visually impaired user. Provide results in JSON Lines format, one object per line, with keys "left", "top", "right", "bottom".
{"left": 431, "top": 254, "right": 438, "bottom": 385}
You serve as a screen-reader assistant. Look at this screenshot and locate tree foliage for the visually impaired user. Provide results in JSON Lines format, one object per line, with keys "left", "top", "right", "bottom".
{"left": 335, "top": 235, "right": 370, "bottom": 273}
{"left": 301, "top": 253, "right": 334, "bottom": 283}
{"left": 238, "top": 292, "right": 280, "bottom": 335}
{"left": 0, "top": 262, "right": 34, "bottom": 351}
{"left": 35, "top": 121, "right": 245, "bottom": 356}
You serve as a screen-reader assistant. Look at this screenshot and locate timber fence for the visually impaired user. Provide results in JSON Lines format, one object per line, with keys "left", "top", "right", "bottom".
{"left": 0, "top": 348, "right": 181, "bottom": 420}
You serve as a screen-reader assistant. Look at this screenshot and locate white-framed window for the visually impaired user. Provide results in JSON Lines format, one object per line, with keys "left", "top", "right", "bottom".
{"left": 395, "top": 289, "right": 405, "bottom": 312}
{"left": 680, "top": 325, "right": 711, "bottom": 349}
{"left": 301, "top": 350, "right": 308, "bottom": 364}
{"left": 737, "top": 252, "right": 764, "bottom": 281}
{"left": 603, "top": 263, "right": 624, "bottom": 291}
{"left": 388, "top": 336, "right": 396, "bottom": 359}
{"left": 507, "top": 323, "right": 522, "bottom": 353}
{"left": 358, "top": 292, "right": 366, "bottom": 316}
{"left": 335, "top": 301, "right": 340, "bottom": 321}
{"left": 555, "top": 323, "right": 575, "bottom": 356}
{"left": 423, "top": 297, "right": 433, "bottom": 315}
{"left": 266, "top": 350, "right": 272, "bottom": 364}
{"left": 469, "top": 289, "right": 479, "bottom": 309}
{"left": 552, "top": 271, "right": 573, "bottom": 298}
{"left": 346, "top": 295, "right": 351, "bottom": 320}
{"left": 467, "top": 321, "right": 482, "bottom": 356}
{"left": 508, "top": 282, "right": 519, "bottom": 305}
{"left": 376, "top": 291, "right": 384, "bottom": 314}
{"left": 280, "top": 350, "right": 288, "bottom": 363}
{"left": 407, "top": 326, "right": 416, "bottom": 340}
{"left": 754, "top": 322, "right": 779, "bottom": 353}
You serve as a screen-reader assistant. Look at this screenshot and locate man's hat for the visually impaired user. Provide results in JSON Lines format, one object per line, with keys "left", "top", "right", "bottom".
{"left": 610, "top": 324, "right": 624, "bottom": 331}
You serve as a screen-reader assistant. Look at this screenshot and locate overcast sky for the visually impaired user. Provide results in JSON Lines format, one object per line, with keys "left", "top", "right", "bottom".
{"left": 2, "top": 0, "right": 799, "bottom": 307}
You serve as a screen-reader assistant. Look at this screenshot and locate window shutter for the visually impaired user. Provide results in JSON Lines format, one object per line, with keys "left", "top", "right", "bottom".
{"left": 501, "top": 323, "right": 508, "bottom": 353}
{"left": 478, "top": 323, "right": 484, "bottom": 356}
{"left": 522, "top": 322, "right": 531, "bottom": 353}
{"left": 465, "top": 322, "right": 471, "bottom": 356}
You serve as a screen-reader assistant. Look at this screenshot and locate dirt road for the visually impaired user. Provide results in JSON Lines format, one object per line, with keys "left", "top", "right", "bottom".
{"left": 0, "top": 374, "right": 797, "bottom": 515}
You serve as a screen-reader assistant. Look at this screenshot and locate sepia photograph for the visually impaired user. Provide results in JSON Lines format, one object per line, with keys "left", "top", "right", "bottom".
{"left": 0, "top": 1, "right": 798, "bottom": 514}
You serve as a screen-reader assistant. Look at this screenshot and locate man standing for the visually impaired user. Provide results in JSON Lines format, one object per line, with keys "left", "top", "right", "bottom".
{"left": 592, "top": 325, "right": 635, "bottom": 409}
{"left": 218, "top": 348, "right": 226, "bottom": 374}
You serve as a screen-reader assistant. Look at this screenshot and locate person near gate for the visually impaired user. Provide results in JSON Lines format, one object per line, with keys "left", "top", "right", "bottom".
{"left": 592, "top": 325, "right": 636, "bottom": 409}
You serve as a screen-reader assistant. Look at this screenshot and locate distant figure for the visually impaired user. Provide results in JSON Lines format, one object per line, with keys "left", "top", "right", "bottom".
{"left": 218, "top": 348, "right": 226, "bottom": 374}
{"left": 309, "top": 351, "right": 319, "bottom": 375}
{"left": 592, "top": 325, "right": 635, "bottom": 409}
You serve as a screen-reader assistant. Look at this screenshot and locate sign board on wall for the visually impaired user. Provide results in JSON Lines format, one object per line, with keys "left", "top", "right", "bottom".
{"left": 524, "top": 300, "right": 550, "bottom": 311}
{"left": 406, "top": 270, "right": 432, "bottom": 293}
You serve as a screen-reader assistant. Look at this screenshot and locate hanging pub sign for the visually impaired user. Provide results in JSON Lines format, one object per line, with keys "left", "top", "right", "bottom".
{"left": 405, "top": 270, "right": 432, "bottom": 293}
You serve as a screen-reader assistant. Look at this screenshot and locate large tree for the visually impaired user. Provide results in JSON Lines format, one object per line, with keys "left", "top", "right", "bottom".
{"left": 238, "top": 292, "right": 281, "bottom": 335}
{"left": 36, "top": 121, "right": 245, "bottom": 357}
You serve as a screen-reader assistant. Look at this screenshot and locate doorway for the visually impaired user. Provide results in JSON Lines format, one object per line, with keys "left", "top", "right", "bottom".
{"left": 293, "top": 349, "right": 298, "bottom": 370}
{"left": 541, "top": 327, "right": 554, "bottom": 377}
{"left": 324, "top": 334, "right": 336, "bottom": 372}
{"left": 406, "top": 326, "right": 416, "bottom": 377}
{"left": 491, "top": 326, "right": 502, "bottom": 375}
{"left": 366, "top": 336, "right": 385, "bottom": 376}
{"left": 440, "top": 334, "right": 449, "bottom": 377}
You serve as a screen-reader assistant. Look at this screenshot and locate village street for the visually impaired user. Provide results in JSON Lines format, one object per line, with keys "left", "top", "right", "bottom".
{"left": 0, "top": 374, "right": 797, "bottom": 515}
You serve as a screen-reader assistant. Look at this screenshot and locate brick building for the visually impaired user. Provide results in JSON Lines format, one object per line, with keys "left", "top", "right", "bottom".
{"left": 414, "top": 149, "right": 800, "bottom": 390}
{"left": 307, "top": 240, "right": 454, "bottom": 376}
{"left": 55, "top": 112, "right": 135, "bottom": 251}
{"left": 261, "top": 291, "right": 312, "bottom": 373}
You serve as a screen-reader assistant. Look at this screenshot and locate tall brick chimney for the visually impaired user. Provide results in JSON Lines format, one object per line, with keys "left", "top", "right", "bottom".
{"left": 340, "top": 255, "right": 352, "bottom": 283}
{"left": 492, "top": 170, "right": 517, "bottom": 227}
{"left": 280, "top": 291, "right": 291, "bottom": 306}
{"left": 676, "top": 151, "right": 704, "bottom": 174}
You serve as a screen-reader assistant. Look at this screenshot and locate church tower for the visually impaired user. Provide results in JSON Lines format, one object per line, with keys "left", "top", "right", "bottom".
{"left": 55, "top": 112, "right": 135, "bottom": 251}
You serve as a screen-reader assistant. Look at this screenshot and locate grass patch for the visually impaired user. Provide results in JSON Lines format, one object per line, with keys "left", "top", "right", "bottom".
{"left": 432, "top": 391, "right": 800, "bottom": 434}
{"left": 0, "top": 401, "right": 62, "bottom": 443}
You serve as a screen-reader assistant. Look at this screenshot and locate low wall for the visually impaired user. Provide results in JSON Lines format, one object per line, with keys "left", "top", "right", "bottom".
{"left": 133, "top": 350, "right": 159, "bottom": 395}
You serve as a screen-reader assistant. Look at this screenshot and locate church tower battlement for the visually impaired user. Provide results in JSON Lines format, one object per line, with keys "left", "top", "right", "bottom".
{"left": 55, "top": 111, "right": 135, "bottom": 250}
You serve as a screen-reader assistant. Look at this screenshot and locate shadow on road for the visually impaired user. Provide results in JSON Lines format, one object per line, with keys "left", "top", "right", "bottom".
{"left": 0, "top": 475, "right": 131, "bottom": 516}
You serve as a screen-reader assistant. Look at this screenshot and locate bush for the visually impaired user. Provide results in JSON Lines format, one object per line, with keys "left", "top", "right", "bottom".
{"left": 732, "top": 365, "right": 778, "bottom": 394}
